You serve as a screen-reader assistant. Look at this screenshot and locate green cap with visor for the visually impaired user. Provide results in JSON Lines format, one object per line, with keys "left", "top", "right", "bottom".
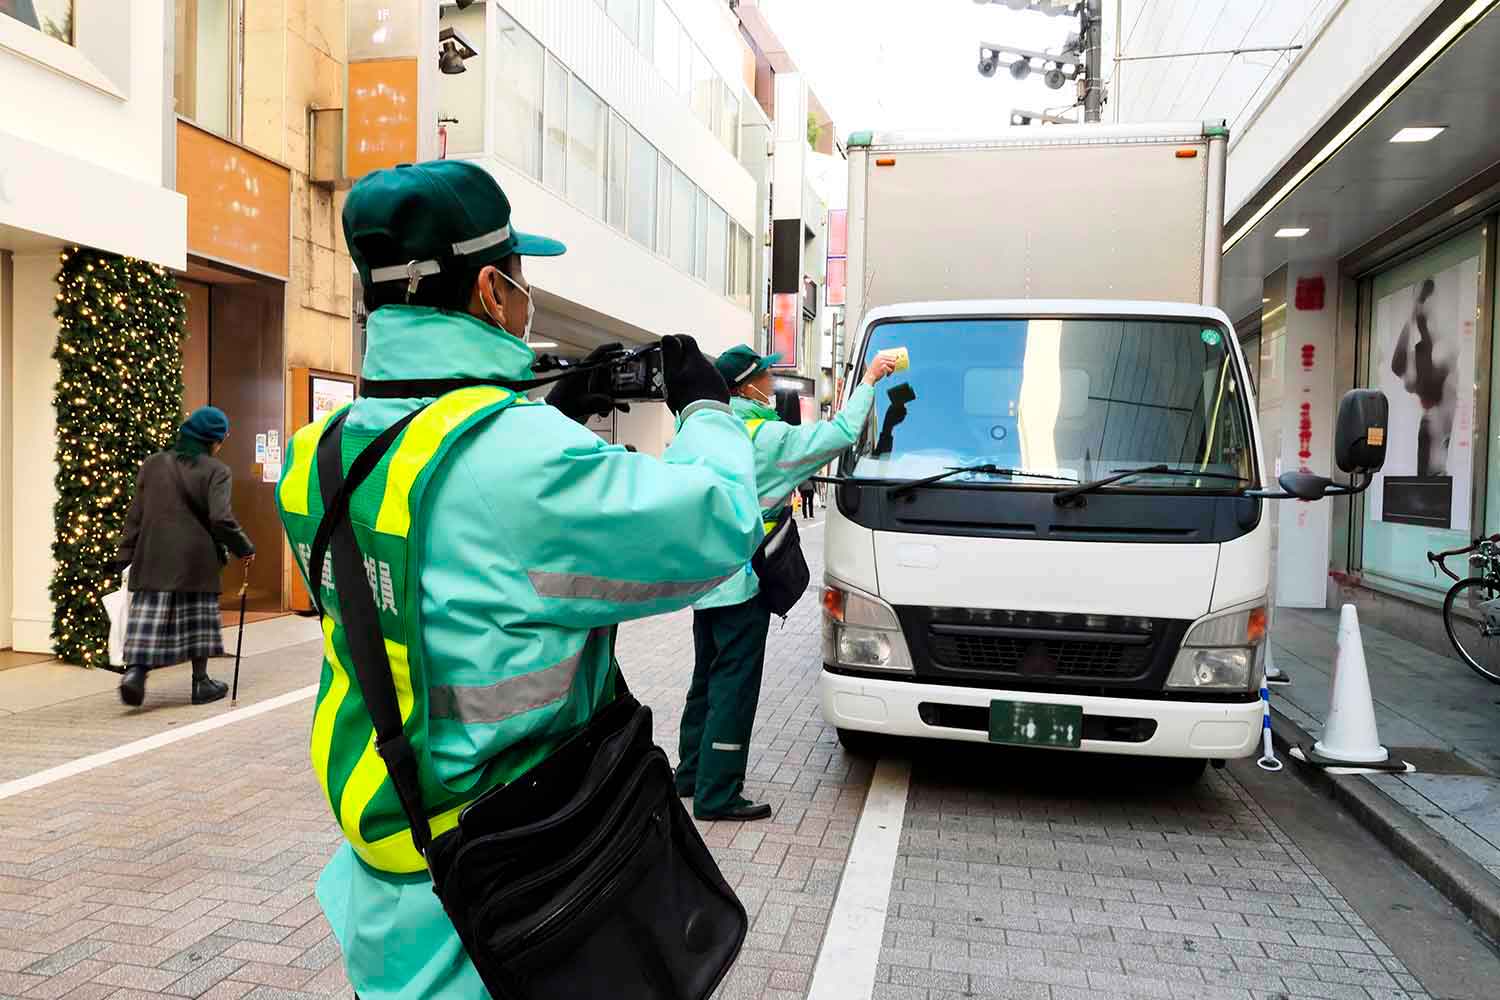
{"left": 714, "top": 344, "right": 782, "bottom": 387}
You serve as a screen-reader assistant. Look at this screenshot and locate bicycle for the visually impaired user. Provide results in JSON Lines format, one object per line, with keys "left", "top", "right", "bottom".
{"left": 1428, "top": 534, "right": 1500, "bottom": 684}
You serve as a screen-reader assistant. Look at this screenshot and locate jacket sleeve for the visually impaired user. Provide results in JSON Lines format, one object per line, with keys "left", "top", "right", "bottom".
{"left": 116, "top": 465, "right": 145, "bottom": 570}
{"left": 756, "top": 383, "right": 876, "bottom": 484}
{"left": 206, "top": 462, "right": 256, "bottom": 558}
{"left": 494, "top": 402, "right": 761, "bottom": 630}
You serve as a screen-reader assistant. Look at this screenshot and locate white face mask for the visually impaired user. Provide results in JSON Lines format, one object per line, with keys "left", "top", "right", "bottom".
{"left": 490, "top": 268, "right": 536, "bottom": 343}
{"left": 743, "top": 383, "right": 774, "bottom": 407}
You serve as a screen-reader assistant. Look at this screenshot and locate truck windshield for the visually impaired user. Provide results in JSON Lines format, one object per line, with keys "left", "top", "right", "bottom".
{"left": 853, "top": 316, "right": 1256, "bottom": 491}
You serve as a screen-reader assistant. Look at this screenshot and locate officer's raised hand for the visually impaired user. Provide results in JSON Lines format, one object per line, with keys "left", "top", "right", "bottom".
{"left": 660, "top": 335, "right": 730, "bottom": 415}
{"left": 545, "top": 342, "right": 627, "bottom": 423}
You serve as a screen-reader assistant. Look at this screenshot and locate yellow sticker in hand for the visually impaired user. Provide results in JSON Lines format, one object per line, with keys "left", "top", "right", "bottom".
{"left": 887, "top": 347, "right": 910, "bottom": 372}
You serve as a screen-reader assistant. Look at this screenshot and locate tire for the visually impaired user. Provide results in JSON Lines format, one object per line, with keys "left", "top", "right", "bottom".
{"left": 836, "top": 727, "right": 881, "bottom": 757}
{"left": 1443, "top": 578, "right": 1500, "bottom": 684}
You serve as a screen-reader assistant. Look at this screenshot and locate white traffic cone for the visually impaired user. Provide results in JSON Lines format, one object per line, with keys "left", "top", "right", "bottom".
{"left": 1296, "top": 604, "right": 1406, "bottom": 771}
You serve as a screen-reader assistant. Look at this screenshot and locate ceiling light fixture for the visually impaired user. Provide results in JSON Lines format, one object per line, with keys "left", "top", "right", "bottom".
{"left": 1390, "top": 125, "right": 1447, "bottom": 143}
{"left": 1274, "top": 227, "right": 1309, "bottom": 239}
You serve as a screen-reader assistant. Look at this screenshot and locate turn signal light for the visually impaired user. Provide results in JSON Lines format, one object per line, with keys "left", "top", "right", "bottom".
{"left": 822, "top": 586, "right": 846, "bottom": 622}
{"left": 1248, "top": 606, "right": 1267, "bottom": 645}
{"left": 1175, "top": 148, "right": 1199, "bottom": 158}
{"left": 875, "top": 157, "right": 897, "bottom": 167}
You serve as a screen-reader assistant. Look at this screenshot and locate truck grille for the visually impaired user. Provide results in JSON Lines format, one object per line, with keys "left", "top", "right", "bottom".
{"left": 927, "top": 628, "right": 1153, "bottom": 680}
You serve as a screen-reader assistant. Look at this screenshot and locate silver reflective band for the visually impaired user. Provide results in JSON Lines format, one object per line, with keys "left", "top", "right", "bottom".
{"left": 452, "top": 225, "right": 511, "bottom": 256}
{"left": 369, "top": 259, "right": 440, "bottom": 284}
{"left": 711, "top": 742, "right": 743, "bottom": 752}
{"left": 760, "top": 492, "right": 791, "bottom": 509}
{"left": 778, "top": 446, "right": 846, "bottom": 470}
{"left": 428, "top": 630, "right": 598, "bottom": 724}
{"left": 528, "top": 569, "right": 731, "bottom": 603}
{"left": 734, "top": 361, "right": 759, "bottom": 383}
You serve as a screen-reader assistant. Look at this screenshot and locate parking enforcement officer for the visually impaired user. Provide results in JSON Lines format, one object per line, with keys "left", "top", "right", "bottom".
{"left": 276, "top": 160, "right": 761, "bottom": 1000}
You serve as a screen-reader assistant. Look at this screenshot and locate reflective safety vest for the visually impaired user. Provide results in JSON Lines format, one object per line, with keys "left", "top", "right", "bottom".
{"left": 277, "top": 386, "right": 524, "bottom": 875}
{"left": 743, "top": 418, "right": 785, "bottom": 535}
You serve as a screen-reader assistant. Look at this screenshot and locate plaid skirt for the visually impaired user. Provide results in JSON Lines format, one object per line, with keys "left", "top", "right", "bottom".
{"left": 123, "top": 591, "right": 224, "bottom": 667}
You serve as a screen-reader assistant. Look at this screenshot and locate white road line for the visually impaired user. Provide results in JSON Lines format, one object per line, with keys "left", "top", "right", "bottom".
{"left": 0, "top": 685, "right": 318, "bottom": 802}
{"left": 806, "top": 756, "right": 912, "bottom": 1000}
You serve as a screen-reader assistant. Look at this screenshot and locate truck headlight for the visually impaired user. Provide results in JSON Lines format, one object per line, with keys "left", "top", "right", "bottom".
{"left": 822, "top": 580, "right": 913, "bottom": 673}
{"left": 1166, "top": 604, "right": 1266, "bottom": 691}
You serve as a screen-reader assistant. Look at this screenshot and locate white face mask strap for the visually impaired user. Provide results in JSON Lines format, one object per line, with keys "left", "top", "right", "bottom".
{"left": 494, "top": 268, "right": 535, "bottom": 343}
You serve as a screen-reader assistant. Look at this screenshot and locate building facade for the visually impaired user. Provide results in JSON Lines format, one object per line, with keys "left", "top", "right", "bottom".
{"left": 1, "top": 0, "right": 187, "bottom": 654}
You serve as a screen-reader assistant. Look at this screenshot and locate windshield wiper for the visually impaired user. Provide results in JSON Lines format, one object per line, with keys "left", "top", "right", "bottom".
{"left": 888, "top": 464, "right": 1078, "bottom": 500}
{"left": 1053, "top": 464, "right": 1253, "bottom": 506}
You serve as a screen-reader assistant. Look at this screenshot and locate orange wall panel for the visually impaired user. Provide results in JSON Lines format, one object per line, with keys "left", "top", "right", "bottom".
{"left": 347, "top": 58, "right": 420, "bottom": 180}
{"left": 176, "top": 121, "right": 292, "bottom": 279}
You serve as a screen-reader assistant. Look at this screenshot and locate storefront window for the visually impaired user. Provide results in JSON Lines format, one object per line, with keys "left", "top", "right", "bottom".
{"left": 174, "top": 0, "right": 236, "bottom": 137}
{"left": 494, "top": 10, "right": 544, "bottom": 179}
{"left": 1, "top": 0, "right": 71, "bottom": 44}
{"left": 1361, "top": 226, "right": 1486, "bottom": 593}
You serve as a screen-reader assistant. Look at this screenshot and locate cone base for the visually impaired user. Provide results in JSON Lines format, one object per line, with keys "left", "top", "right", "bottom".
{"left": 1300, "top": 744, "right": 1408, "bottom": 771}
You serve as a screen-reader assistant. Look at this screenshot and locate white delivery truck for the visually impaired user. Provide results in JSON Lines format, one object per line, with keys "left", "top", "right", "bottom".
{"left": 819, "top": 122, "right": 1388, "bottom": 776}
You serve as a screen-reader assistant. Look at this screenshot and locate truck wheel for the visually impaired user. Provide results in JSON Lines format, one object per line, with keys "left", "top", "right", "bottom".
{"left": 1160, "top": 758, "right": 1207, "bottom": 785}
{"left": 836, "top": 728, "right": 881, "bottom": 757}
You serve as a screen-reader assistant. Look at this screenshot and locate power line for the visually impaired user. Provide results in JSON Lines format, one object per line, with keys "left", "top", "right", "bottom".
{"left": 1194, "top": 0, "right": 1274, "bottom": 120}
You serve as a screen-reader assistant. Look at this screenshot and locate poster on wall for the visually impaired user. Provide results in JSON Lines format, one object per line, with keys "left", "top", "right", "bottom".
{"left": 311, "top": 376, "right": 356, "bottom": 423}
{"left": 1369, "top": 255, "right": 1478, "bottom": 531}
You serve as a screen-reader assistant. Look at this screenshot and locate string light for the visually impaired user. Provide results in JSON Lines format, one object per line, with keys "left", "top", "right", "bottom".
{"left": 49, "top": 246, "right": 186, "bottom": 668}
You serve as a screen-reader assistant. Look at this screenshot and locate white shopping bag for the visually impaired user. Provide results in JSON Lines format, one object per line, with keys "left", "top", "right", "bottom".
{"left": 104, "top": 569, "right": 131, "bottom": 667}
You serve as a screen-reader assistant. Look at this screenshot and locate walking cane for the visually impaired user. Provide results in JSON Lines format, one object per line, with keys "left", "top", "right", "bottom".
{"left": 230, "top": 566, "right": 249, "bottom": 703}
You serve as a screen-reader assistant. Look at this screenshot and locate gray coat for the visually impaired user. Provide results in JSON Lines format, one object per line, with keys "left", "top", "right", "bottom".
{"left": 117, "top": 451, "right": 255, "bottom": 593}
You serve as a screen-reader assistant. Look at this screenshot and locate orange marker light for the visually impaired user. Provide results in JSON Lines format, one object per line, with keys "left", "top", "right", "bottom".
{"left": 822, "top": 587, "right": 846, "bottom": 622}
{"left": 1175, "top": 148, "right": 1199, "bottom": 159}
{"left": 875, "top": 157, "right": 897, "bottom": 167}
{"left": 1248, "top": 606, "right": 1268, "bottom": 645}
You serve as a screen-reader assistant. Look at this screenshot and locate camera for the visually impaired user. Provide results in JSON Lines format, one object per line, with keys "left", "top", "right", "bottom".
{"left": 608, "top": 348, "right": 665, "bottom": 401}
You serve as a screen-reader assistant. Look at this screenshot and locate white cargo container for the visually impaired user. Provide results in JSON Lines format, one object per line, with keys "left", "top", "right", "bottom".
{"left": 819, "top": 123, "right": 1386, "bottom": 776}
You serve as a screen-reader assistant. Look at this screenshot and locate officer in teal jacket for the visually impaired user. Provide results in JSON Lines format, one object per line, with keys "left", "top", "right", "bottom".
{"left": 676, "top": 344, "right": 897, "bottom": 821}
{"left": 277, "top": 161, "right": 761, "bottom": 1000}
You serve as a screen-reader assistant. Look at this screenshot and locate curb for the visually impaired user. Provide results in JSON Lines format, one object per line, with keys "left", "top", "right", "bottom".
{"left": 1270, "top": 707, "right": 1500, "bottom": 943}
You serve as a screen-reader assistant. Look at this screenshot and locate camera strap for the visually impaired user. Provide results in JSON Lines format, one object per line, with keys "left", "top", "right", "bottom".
{"left": 360, "top": 345, "right": 661, "bottom": 399}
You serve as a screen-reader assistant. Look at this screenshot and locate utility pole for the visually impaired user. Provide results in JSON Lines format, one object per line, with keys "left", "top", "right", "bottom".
{"left": 1082, "top": 0, "right": 1104, "bottom": 122}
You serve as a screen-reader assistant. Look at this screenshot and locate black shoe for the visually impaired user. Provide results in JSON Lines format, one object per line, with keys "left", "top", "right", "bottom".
{"left": 694, "top": 801, "right": 772, "bottom": 822}
{"left": 119, "top": 667, "right": 147, "bottom": 707}
{"left": 192, "top": 677, "right": 229, "bottom": 705}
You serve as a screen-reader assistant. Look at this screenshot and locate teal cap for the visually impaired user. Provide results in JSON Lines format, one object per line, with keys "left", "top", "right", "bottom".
{"left": 714, "top": 344, "right": 782, "bottom": 386}
{"left": 342, "top": 159, "right": 565, "bottom": 293}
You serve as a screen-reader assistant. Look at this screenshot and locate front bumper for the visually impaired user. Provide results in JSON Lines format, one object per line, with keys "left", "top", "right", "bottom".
{"left": 819, "top": 669, "right": 1260, "bottom": 759}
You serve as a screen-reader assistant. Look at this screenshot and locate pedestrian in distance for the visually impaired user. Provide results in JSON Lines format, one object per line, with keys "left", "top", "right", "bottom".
{"left": 275, "top": 160, "right": 761, "bottom": 1000}
{"left": 115, "top": 406, "right": 255, "bottom": 707}
{"left": 799, "top": 479, "right": 816, "bottom": 520}
{"left": 676, "top": 344, "right": 899, "bottom": 822}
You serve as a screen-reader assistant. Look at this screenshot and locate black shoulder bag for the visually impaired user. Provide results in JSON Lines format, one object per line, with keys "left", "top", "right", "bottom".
{"left": 307, "top": 406, "right": 747, "bottom": 1000}
{"left": 751, "top": 508, "right": 810, "bottom": 617}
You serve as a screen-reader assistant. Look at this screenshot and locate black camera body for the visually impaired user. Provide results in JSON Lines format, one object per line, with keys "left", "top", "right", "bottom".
{"left": 607, "top": 349, "right": 665, "bottom": 402}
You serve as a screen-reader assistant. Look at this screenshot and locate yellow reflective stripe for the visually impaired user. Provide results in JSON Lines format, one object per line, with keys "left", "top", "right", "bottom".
{"left": 338, "top": 637, "right": 421, "bottom": 870}
{"left": 280, "top": 410, "right": 342, "bottom": 516}
{"left": 310, "top": 616, "right": 351, "bottom": 810}
{"left": 744, "top": 418, "right": 767, "bottom": 440}
{"left": 356, "top": 801, "right": 464, "bottom": 875}
{"left": 375, "top": 387, "right": 511, "bottom": 536}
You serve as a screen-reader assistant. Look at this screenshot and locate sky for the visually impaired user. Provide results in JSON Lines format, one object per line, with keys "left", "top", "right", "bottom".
{"left": 755, "top": 0, "right": 1116, "bottom": 139}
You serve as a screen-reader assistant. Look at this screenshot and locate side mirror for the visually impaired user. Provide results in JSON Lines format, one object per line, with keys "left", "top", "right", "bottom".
{"left": 1278, "top": 471, "right": 1331, "bottom": 501}
{"left": 1335, "top": 389, "right": 1388, "bottom": 475}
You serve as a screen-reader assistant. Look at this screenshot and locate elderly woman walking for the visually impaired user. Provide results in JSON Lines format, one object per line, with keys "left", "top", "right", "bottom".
{"left": 115, "top": 406, "right": 255, "bottom": 706}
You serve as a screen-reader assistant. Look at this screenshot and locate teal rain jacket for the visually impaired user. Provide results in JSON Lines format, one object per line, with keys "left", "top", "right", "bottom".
{"left": 301, "top": 306, "right": 761, "bottom": 999}
{"left": 694, "top": 383, "right": 876, "bottom": 610}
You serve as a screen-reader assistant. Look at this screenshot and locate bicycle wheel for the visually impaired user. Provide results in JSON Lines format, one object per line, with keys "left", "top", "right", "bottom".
{"left": 1443, "top": 578, "right": 1500, "bottom": 684}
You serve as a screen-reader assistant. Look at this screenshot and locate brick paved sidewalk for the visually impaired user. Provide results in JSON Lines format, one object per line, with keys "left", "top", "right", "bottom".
{"left": 0, "top": 524, "right": 867, "bottom": 999}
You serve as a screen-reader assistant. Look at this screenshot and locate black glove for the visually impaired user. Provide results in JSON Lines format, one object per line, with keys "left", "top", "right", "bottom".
{"left": 660, "top": 335, "right": 729, "bottom": 415}
{"left": 545, "top": 342, "right": 627, "bottom": 423}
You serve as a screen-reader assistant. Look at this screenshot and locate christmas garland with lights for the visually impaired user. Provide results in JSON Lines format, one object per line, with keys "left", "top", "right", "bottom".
{"left": 50, "top": 248, "right": 186, "bottom": 667}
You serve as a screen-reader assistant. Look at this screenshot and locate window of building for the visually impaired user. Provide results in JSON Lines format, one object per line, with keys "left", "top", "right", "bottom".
{"left": 637, "top": 0, "right": 654, "bottom": 62}
{"left": 719, "top": 87, "right": 740, "bottom": 156}
{"left": 655, "top": 152, "right": 672, "bottom": 256}
{"left": 494, "top": 9, "right": 545, "bottom": 179}
{"left": 174, "top": 0, "right": 238, "bottom": 138}
{"left": 670, "top": 168, "right": 696, "bottom": 274}
{"left": 693, "top": 188, "right": 709, "bottom": 281}
{"left": 627, "top": 127, "right": 658, "bottom": 250}
{"left": 543, "top": 55, "right": 568, "bottom": 193}
{"left": 608, "top": 112, "right": 628, "bottom": 231}
{"left": 678, "top": 34, "right": 694, "bottom": 108}
{"left": 568, "top": 77, "right": 608, "bottom": 218}
{"left": 731, "top": 224, "right": 752, "bottom": 308}
{"left": 691, "top": 45, "right": 714, "bottom": 128}
{"left": 1360, "top": 226, "right": 1488, "bottom": 594}
{"left": 653, "top": 6, "right": 680, "bottom": 94}
{"left": 607, "top": 0, "right": 639, "bottom": 47}
{"left": 3, "top": 0, "right": 71, "bottom": 43}
{"left": 706, "top": 202, "right": 728, "bottom": 296}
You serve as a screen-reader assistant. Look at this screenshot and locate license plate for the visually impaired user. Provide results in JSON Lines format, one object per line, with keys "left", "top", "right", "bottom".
{"left": 989, "top": 701, "right": 1083, "bottom": 748}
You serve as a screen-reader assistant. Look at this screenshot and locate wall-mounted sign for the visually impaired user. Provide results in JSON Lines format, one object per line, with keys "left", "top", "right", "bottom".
{"left": 312, "top": 376, "right": 356, "bottom": 422}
